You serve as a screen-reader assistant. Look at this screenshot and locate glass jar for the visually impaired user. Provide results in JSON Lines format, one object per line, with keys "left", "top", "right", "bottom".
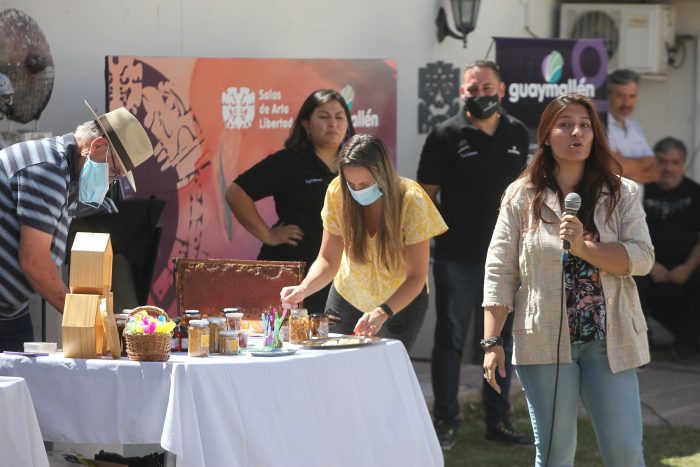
{"left": 171, "top": 318, "right": 182, "bottom": 352}
{"left": 289, "top": 308, "right": 310, "bottom": 344}
{"left": 188, "top": 319, "right": 209, "bottom": 357}
{"left": 310, "top": 314, "right": 329, "bottom": 338}
{"left": 280, "top": 321, "right": 290, "bottom": 342}
{"left": 224, "top": 309, "right": 244, "bottom": 331}
{"left": 182, "top": 309, "right": 201, "bottom": 328}
{"left": 238, "top": 330, "right": 249, "bottom": 349}
{"left": 219, "top": 330, "right": 240, "bottom": 355}
{"left": 114, "top": 313, "right": 129, "bottom": 356}
{"left": 207, "top": 317, "right": 227, "bottom": 353}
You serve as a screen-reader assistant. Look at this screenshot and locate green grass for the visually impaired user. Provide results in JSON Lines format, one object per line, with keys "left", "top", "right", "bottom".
{"left": 444, "top": 403, "right": 700, "bottom": 467}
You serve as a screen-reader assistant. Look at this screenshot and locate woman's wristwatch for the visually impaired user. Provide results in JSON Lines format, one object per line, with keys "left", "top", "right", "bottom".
{"left": 480, "top": 336, "right": 504, "bottom": 351}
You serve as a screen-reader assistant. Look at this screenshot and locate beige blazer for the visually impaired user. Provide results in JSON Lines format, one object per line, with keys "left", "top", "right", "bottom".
{"left": 483, "top": 176, "right": 654, "bottom": 373}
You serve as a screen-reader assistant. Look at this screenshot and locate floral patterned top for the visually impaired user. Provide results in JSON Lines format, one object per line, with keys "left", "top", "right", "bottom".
{"left": 321, "top": 176, "right": 447, "bottom": 313}
{"left": 564, "top": 252, "right": 607, "bottom": 343}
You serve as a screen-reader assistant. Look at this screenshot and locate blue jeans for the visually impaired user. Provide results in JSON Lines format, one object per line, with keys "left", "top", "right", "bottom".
{"left": 431, "top": 260, "right": 514, "bottom": 426}
{"left": 0, "top": 312, "right": 33, "bottom": 352}
{"left": 516, "top": 340, "right": 644, "bottom": 467}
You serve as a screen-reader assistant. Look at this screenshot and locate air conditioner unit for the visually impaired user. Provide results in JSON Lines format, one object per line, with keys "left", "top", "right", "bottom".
{"left": 560, "top": 3, "right": 675, "bottom": 75}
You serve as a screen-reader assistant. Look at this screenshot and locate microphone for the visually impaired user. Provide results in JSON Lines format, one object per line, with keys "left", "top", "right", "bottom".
{"left": 562, "top": 192, "right": 582, "bottom": 250}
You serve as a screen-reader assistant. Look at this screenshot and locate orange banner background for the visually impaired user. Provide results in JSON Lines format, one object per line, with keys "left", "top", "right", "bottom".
{"left": 106, "top": 57, "right": 397, "bottom": 313}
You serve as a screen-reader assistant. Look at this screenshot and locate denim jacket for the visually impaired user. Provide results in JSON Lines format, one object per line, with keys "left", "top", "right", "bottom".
{"left": 483, "top": 176, "right": 654, "bottom": 373}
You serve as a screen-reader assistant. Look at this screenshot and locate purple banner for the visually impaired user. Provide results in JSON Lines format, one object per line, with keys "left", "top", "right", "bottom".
{"left": 496, "top": 37, "right": 608, "bottom": 129}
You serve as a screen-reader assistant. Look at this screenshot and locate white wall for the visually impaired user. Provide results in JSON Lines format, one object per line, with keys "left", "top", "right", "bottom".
{"left": 635, "top": 1, "right": 700, "bottom": 180}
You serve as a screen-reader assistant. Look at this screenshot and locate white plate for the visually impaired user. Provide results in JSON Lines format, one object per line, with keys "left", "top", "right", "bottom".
{"left": 247, "top": 348, "right": 297, "bottom": 357}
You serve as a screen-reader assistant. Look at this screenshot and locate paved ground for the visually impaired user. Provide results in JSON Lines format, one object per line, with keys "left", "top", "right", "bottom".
{"left": 412, "top": 344, "right": 700, "bottom": 429}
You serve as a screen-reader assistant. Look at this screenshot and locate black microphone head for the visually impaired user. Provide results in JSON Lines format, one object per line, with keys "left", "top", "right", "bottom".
{"left": 564, "top": 192, "right": 582, "bottom": 215}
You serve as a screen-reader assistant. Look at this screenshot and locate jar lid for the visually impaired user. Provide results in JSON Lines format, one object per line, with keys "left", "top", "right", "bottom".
{"left": 291, "top": 308, "right": 308, "bottom": 316}
{"left": 184, "top": 310, "right": 201, "bottom": 315}
{"left": 223, "top": 307, "right": 241, "bottom": 313}
{"left": 207, "top": 317, "right": 226, "bottom": 323}
{"left": 220, "top": 330, "right": 239, "bottom": 337}
{"left": 189, "top": 319, "right": 208, "bottom": 327}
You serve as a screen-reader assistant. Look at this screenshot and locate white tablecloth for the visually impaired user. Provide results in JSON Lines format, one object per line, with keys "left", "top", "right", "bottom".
{"left": 0, "top": 376, "right": 49, "bottom": 467}
{"left": 0, "top": 340, "right": 442, "bottom": 467}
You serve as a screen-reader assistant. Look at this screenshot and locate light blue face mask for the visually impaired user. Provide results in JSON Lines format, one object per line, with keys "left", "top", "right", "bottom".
{"left": 79, "top": 155, "right": 110, "bottom": 206}
{"left": 347, "top": 182, "right": 383, "bottom": 206}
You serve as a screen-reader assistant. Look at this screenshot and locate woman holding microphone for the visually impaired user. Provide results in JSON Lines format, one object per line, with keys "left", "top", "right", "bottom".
{"left": 482, "top": 93, "right": 653, "bottom": 466}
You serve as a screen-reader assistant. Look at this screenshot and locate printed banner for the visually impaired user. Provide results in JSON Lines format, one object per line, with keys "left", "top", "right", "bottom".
{"left": 495, "top": 37, "right": 608, "bottom": 129}
{"left": 106, "top": 57, "right": 397, "bottom": 313}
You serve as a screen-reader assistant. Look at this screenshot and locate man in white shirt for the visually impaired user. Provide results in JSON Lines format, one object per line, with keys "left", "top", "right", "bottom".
{"left": 607, "top": 69, "right": 660, "bottom": 184}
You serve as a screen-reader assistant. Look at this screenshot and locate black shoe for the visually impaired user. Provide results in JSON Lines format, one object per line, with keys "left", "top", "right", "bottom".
{"left": 486, "top": 420, "right": 534, "bottom": 445}
{"left": 435, "top": 420, "right": 458, "bottom": 451}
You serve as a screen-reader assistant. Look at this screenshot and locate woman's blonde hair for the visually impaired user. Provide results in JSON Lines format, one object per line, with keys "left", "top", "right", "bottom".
{"left": 338, "top": 134, "right": 405, "bottom": 271}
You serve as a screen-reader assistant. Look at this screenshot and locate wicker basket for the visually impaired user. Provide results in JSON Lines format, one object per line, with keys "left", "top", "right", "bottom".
{"left": 123, "top": 305, "right": 172, "bottom": 362}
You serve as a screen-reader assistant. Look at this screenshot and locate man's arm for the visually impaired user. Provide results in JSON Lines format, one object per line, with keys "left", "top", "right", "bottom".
{"left": 612, "top": 151, "right": 660, "bottom": 184}
{"left": 667, "top": 232, "right": 700, "bottom": 285}
{"left": 18, "top": 225, "right": 68, "bottom": 312}
{"left": 419, "top": 183, "right": 440, "bottom": 205}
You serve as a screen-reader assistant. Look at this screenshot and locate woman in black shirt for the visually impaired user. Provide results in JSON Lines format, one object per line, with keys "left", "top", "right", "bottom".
{"left": 225, "top": 89, "right": 355, "bottom": 315}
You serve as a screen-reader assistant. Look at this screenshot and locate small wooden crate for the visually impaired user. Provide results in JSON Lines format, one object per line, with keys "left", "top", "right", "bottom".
{"left": 62, "top": 293, "right": 105, "bottom": 359}
{"left": 69, "top": 232, "right": 113, "bottom": 295}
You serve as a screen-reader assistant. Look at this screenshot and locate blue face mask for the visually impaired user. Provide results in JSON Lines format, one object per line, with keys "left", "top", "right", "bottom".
{"left": 347, "top": 183, "right": 383, "bottom": 206}
{"left": 79, "top": 156, "right": 110, "bottom": 206}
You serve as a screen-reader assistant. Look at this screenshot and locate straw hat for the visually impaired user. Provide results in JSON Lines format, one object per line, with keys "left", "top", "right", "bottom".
{"left": 84, "top": 100, "right": 153, "bottom": 191}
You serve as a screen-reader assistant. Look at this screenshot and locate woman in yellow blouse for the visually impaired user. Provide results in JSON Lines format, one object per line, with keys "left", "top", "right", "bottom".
{"left": 280, "top": 134, "right": 447, "bottom": 351}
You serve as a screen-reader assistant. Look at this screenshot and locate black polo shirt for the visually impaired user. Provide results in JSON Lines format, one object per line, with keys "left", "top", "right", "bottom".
{"left": 234, "top": 147, "right": 336, "bottom": 267}
{"left": 417, "top": 110, "right": 529, "bottom": 262}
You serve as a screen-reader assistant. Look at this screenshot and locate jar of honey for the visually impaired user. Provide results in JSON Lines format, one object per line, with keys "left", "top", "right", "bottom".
{"left": 289, "top": 308, "right": 310, "bottom": 344}
{"left": 188, "top": 319, "right": 209, "bottom": 357}
{"left": 114, "top": 313, "right": 129, "bottom": 356}
{"left": 224, "top": 309, "right": 244, "bottom": 331}
{"left": 310, "top": 314, "right": 329, "bottom": 338}
{"left": 219, "top": 330, "right": 240, "bottom": 355}
{"left": 207, "top": 316, "right": 227, "bottom": 353}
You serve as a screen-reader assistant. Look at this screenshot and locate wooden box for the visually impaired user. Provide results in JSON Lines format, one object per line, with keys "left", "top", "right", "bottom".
{"left": 62, "top": 293, "right": 105, "bottom": 359}
{"left": 173, "top": 258, "right": 305, "bottom": 319}
{"left": 69, "top": 232, "right": 113, "bottom": 295}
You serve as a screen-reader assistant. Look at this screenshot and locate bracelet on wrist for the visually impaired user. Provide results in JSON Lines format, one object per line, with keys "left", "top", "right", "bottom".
{"left": 379, "top": 303, "right": 394, "bottom": 318}
{"left": 480, "top": 336, "right": 504, "bottom": 351}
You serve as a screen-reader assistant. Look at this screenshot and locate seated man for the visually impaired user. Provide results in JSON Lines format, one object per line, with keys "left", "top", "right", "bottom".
{"left": 637, "top": 137, "right": 700, "bottom": 361}
{"left": 606, "top": 69, "right": 660, "bottom": 184}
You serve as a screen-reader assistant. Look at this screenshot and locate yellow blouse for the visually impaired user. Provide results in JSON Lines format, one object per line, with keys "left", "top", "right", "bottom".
{"left": 321, "top": 176, "right": 448, "bottom": 313}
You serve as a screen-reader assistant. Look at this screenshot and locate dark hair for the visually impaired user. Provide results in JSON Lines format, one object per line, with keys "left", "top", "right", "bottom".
{"left": 607, "top": 69, "right": 639, "bottom": 89}
{"left": 653, "top": 136, "right": 687, "bottom": 160}
{"left": 284, "top": 89, "right": 355, "bottom": 154}
{"left": 523, "top": 92, "right": 622, "bottom": 233}
{"left": 464, "top": 60, "right": 502, "bottom": 81}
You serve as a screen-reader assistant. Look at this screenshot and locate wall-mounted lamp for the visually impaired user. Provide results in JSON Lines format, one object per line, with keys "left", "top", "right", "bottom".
{"left": 436, "top": 0, "right": 481, "bottom": 48}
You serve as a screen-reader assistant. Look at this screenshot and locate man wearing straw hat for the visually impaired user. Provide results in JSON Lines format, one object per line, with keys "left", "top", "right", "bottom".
{"left": 0, "top": 101, "right": 153, "bottom": 351}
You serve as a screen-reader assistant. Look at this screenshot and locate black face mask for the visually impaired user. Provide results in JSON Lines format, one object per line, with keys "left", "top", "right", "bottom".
{"left": 464, "top": 94, "right": 500, "bottom": 120}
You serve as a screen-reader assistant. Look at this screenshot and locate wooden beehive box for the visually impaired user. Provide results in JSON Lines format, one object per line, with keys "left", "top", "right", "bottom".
{"left": 69, "top": 232, "right": 113, "bottom": 295}
{"left": 173, "top": 258, "right": 305, "bottom": 319}
{"left": 62, "top": 293, "right": 105, "bottom": 359}
{"left": 99, "top": 292, "right": 121, "bottom": 359}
